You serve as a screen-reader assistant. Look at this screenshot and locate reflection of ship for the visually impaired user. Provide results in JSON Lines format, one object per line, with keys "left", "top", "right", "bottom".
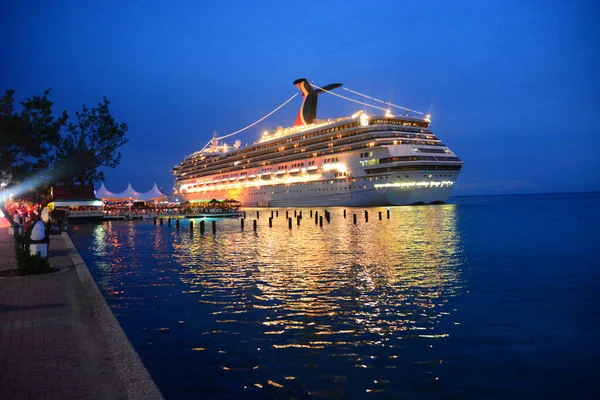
{"left": 176, "top": 205, "right": 463, "bottom": 342}
{"left": 172, "top": 78, "right": 463, "bottom": 207}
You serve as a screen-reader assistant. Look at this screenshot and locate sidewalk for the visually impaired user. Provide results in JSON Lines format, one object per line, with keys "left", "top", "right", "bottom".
{"left": 0, "top": 220, "right": 162, "bottom": 399}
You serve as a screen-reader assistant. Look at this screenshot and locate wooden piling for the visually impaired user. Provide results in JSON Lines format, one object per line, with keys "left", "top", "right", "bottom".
{"left": 297, "top": 215, "right": 301, "bottom": 226}
{"left": 168, "top": 218, "right": 171, "bottom": 227}
{"left": 200, "top": 220, "right": 205, "bottom": 234}
{"left": 319, "top": 216, "right": 323, "bottom": 227}
{"left": 159, "top": 218, "right": 163, "bottom": 225}
{"left": 269, "top": 217, "right": 272, "bottom": 227}
{"left": 353, "top": 214, "right": 357, "bottom": 224}
{"left": 241, "top": 218, "right": 244, "bottom": 230}
{"left": 288, "top": 217, "right": 292, "bottom": 230}
{"left": 310, "top": 210, "right": 313, "bottom": 217}
{"left": 153, "top": 217, "right": 157, "bottom": 225}
{"left": 343, "top": 209, "right": 346, "bottom": 218}
{"left": 189, "top": 221, "right": 194, "bottom": 236}
{"left": 256, "top": 211, "right": 259, "bottom": 219}
{"left": 379, "top": 211, "right": 382, "bottom": 220}
{"left": 286, "top": 210, "right": 289, "bottom": 219}
{"left": 365, "top": 210, "right": 369, "bottom": 222}
{"left": 387, "top": 209, "right": 390, "bottom": 219}
{"left": 253, "top": 219, "right": 257, "bottom": 232}
{"left": 212, "top": 220, "right": 216, "bottom": 234}
{"left": 276, "top": 210, "right": 279, "bottom": 217}
{"left": 176, "top": 219, "right": 180, "bottom": 228}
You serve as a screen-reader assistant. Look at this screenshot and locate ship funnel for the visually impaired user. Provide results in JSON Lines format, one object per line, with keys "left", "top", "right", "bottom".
{"left": 293, "top": 78, "right": 342, "bottom": 126}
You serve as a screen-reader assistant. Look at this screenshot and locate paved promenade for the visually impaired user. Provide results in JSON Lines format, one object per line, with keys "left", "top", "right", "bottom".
{"left": 0, "top": 219, "right": 162, "bottom": 399}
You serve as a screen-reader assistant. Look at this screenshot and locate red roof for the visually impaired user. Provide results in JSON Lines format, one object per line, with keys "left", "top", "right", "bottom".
{"left": 52, "top": 185, "right": 96, "bottom": 200}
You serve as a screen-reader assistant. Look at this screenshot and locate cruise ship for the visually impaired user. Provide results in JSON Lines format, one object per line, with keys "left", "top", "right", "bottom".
{"left": 172, "top": 79, "right": 463, "bottom": 207}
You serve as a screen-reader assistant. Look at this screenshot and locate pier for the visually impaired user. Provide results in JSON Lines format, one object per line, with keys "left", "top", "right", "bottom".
{"left": 150, "top": 207, "right": 393, "bottom": 235}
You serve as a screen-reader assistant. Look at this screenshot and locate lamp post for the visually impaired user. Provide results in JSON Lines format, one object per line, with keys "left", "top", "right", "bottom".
{"left": 1, "top": 182, "right": 6, "bottom": 205}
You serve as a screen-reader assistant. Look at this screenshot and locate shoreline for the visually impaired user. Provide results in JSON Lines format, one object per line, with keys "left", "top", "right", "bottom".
{"left": 62, "top": 232, "right": 163, "bottom": 399}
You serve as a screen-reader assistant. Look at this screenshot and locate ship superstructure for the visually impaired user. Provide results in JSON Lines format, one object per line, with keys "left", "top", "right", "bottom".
{"left": 172, "top": 79, "right": 462, "bottom": 207}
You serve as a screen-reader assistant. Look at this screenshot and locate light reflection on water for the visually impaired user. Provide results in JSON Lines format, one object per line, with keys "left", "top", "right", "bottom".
{"left": 76, "top": 205, "right": 465, "bottom": 398}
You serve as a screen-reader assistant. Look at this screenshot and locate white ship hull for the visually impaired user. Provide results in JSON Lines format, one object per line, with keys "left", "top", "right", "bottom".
{"left": 179, "top": 171, "right": 458, "bottom": 207}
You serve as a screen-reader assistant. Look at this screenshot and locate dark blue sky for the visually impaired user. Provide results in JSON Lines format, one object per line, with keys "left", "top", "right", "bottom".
{"left": 2, "top": 1, "right": 599, "bottom": 195}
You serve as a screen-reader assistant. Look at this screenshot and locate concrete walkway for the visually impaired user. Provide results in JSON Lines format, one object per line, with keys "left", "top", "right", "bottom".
{"left": 0, "top": 220, "right": 162, "bottom": 399}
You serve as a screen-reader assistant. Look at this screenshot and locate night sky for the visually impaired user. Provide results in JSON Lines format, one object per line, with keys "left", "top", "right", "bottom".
{"left": 2, "top": 1, "right": 599, "bottom": 196}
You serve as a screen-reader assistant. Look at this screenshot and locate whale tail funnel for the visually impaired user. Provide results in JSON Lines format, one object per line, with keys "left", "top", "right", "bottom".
{"left": 293, "top": 78, "right": 342, "bottom": 126}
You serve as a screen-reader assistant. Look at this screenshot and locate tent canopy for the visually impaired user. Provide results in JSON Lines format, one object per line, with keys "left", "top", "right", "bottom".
{"left": 95, "top": 182, "right": 167, "bottom": 202}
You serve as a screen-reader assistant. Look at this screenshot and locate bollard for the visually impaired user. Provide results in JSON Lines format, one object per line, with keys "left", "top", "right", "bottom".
{"left": 176, "top": 219, "right": 180, "bottom": 228}
{"left": 319, "top": 216, "right": 323, "bottom": 227}
{"left": 256, "top": 211, "right": 259, "bottom": 219}
{"left": 387, "top": 209, "right": 390, "bottom": 219}
{"left": 212, "top": 220, "right": 216, "bottom": 234}
{"left": 365, "top": 210, "right": 369, "bottom": 222}
{"left": 241, "top": 218, "right": 244, "bottom": 231}
{"left": 154, "top": 217, "right": 157, "bottom": 225}
{"left": 253, "top": 219, "right": 257, "bottom": 232}
{"left": 379, "top": 211, "right": 382, "bottom": 220}
{"left": 269, "top": 217, "right": 273, "bottom": 228}
{"left": 288, "top": 217, "right": 292, "bottom": 230}
{"left": 200, "top": 220, "right": 205, "bottom": 234}
{"left": 159, "top": 218, "right": 163, "bottom": 225}
{"left": 353, "top": 214, "right": 357, "bottom": 224}
{"left": 344, "top": 209, "right": 347, "bottom": 218}
{"left": 297, "top": 215, "right": 301, "bottom": 226}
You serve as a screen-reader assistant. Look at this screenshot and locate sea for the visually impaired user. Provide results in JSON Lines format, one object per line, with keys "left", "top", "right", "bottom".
{"left": 69, "top": 192, "right": 600, "bottom": 399}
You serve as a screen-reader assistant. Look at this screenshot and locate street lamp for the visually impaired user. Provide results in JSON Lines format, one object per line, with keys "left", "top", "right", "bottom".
{"left": 1, "top": 182, "right": 6, "bottom": 205}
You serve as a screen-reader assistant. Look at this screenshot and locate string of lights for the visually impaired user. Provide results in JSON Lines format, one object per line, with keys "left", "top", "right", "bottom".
{"left": 198, "top": 92, "right": 299, "bottom": 152}
{"left": 196, "top": 83, "right": 425, "bottom": 153}
{"left": 310, "top": 84, "right": 389, "bottom": 112}
{"left": 342, "top": 87, "right": 424, "bottom": 115}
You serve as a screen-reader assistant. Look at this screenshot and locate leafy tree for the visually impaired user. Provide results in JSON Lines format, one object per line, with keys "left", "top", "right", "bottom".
{"left": 0, "top": 88, "right": 128, "bottom": 237}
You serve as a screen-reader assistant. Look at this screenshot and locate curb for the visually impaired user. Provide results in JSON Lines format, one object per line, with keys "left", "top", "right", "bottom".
{"left": 62, "top": 232, "right": 164, "bottom": 400}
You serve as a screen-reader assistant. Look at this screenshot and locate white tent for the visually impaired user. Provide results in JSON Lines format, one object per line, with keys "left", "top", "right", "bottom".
{"left": 143, "top": 182, "right": 167, "bottom": 201}
{"left": 95, "top": 182, "right": 166, "bottom": 202}
{"left": 119, "top": 182, "right": 143, "bottom": 200}
{"left": 95, "top": 182, "right": 115, "bottom": 199}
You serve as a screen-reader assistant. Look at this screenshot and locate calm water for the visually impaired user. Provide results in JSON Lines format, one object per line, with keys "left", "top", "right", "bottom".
{"left": 70, "top": 193, "right": 600, "bottom": 399}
